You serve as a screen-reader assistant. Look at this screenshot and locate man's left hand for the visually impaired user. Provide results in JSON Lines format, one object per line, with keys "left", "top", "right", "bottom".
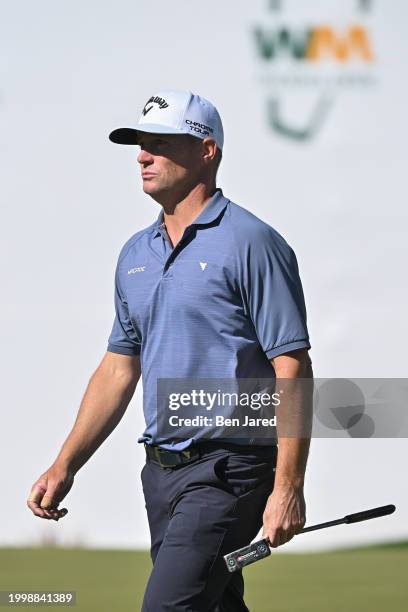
{"left": 262, "top": 485, "right": 306, "bottom": 548}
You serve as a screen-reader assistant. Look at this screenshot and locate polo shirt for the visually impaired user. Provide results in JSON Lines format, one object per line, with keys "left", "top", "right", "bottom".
{"left": 107, "top": 188, "right": 311, "bottom": 450}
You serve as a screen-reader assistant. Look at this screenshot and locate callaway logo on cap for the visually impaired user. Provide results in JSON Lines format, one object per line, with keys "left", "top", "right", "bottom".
{"left": 109, "top": 89, "right": 224, "bottom": 150}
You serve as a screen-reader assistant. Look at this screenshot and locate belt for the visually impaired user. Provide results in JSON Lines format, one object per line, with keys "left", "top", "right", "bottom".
{"left": 144, "top": 441, "right": 277, "bottom": 469}
{"left": 144, "top": 443, "right": 201, "bottom": 468}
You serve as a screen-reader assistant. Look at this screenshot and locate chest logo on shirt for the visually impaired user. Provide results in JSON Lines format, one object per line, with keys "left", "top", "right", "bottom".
{"left": 128, "top": 267, "right": 146, "bottom": 274}
{"left": 199, "top": 262, "right": 207, "bottom": 271}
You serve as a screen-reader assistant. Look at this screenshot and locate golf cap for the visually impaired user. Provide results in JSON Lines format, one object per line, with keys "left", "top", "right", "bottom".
{"left": 109, "top": 89, "right": 224, "bottom": 150}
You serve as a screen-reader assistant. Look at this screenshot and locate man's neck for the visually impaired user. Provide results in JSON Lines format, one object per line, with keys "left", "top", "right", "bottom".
{"left": 160, "top": 183, "right": 218, "bottom": 244}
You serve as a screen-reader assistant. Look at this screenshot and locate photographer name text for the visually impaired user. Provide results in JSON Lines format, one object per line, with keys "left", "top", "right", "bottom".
{"left": 167, "top": 415, "right": 277, "bottom": 427}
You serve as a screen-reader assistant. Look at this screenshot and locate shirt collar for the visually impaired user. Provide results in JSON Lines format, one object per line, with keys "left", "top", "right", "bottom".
{"left": 152, "top": 188, "right": 228, "bottom": 238}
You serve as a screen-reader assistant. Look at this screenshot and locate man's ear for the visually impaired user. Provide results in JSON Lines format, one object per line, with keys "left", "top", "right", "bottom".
{"left": 202, "top": 138, "right": 218, "bottom": 164}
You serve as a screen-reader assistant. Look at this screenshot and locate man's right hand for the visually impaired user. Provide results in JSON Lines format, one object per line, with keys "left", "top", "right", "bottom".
{"left": 27, "top": 463, "right": 75, "bottom": 521}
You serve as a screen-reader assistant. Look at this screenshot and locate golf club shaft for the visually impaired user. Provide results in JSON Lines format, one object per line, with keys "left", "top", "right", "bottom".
{"left": 300, "top": 504, "right": 396, "bottom": 534}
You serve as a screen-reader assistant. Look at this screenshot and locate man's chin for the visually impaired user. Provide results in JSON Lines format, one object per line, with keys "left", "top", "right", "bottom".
{"left": 142, "top": 181, "right": 168, "bottom": 201}
{"left": 142, "top": 181, "right": 160, "bottom": 194}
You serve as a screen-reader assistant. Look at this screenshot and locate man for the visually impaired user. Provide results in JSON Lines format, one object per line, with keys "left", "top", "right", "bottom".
{"left": 27, "top": 90, "right": 313, "bottom": 611}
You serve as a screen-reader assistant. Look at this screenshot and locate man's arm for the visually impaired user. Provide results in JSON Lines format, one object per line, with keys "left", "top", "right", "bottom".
{"left": 27, "top": 351, "right": 141, "bottom": 521}
{"left": 262, "top": 348, "right": 313, "bottom": 547}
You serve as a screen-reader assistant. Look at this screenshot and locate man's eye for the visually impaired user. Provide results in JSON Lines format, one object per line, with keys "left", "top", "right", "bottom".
{"left": 139, "top": 139, "right": 168, "bottom": 151}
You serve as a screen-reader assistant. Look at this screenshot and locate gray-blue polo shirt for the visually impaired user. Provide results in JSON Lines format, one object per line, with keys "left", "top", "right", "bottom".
{"left": 107, "top": 189, "right": 311, "bottom": 450}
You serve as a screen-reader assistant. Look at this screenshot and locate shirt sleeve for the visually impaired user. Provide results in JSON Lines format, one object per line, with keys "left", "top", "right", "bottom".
{"left": 107, "top": 259, "right": 141, "bottom": 356}
{"left": 241, "top": 228, "right": 311, "bottom": 359}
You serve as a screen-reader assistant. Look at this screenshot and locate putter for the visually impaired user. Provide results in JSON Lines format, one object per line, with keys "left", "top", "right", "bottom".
{"left": 224, "top": 504, "right": 396, "bottom": 573}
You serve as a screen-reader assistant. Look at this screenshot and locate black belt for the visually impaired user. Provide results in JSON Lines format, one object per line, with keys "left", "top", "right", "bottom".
{"left": 144, "top": 441, "right": 277, "bottom": 469}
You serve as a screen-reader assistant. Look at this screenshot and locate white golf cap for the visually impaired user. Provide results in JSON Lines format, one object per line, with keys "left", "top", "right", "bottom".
{"left": 109, "top": 89, "right": 224, "bottom": 150}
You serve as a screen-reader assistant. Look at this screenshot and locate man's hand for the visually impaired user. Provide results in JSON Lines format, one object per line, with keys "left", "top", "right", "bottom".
{"left": 27, "top": 463, "right": 74, "bottom": 521}
{"left": 262, "top": 484, "right": 306, "bottom": 548}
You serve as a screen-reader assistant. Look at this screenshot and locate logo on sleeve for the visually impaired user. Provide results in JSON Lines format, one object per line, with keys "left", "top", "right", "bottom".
{"left": 199, "top": 262, "right": 207, "bottom": 271}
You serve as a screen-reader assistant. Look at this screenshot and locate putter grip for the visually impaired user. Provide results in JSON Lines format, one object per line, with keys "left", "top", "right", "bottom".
{"left": 345, "top": 504, "right": 396, "bottom": 524}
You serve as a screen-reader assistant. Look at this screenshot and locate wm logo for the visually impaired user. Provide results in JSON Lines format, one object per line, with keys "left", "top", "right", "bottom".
{"left": 254, "top": 26, "right": 374, "bottom": 62}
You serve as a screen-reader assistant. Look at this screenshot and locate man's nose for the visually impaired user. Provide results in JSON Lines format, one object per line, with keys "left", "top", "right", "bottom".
{"left": 137, "top": 147, "right": 153, "bottom": 164}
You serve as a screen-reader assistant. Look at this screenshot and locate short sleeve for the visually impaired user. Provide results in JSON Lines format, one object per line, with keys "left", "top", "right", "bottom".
{"left": 107, "top": 261, "right": 141, "bottom": 356}
{"left": 241, "top": 229, "right": 311, "bottom": 359}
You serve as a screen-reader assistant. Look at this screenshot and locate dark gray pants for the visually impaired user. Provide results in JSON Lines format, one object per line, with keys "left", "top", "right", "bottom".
{"left": 140, "top": 444, "right": 277, "bottom": 611}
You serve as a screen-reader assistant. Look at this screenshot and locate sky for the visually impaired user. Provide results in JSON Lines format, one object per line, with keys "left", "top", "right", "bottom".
{"left": 1, "top": 0, "right": 407, "bottom": 551}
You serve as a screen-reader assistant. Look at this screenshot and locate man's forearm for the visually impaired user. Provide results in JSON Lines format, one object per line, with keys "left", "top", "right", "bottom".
{"left": 273, "top": 353, "right": 314, "bottom": 488}
{"left": 274, "top": 437, "right": 310, "bottom": 489}
{"left": 54, "top": 353, "right": 140, "bottom": 474}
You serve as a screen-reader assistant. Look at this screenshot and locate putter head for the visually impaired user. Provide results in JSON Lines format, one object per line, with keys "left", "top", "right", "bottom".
{"left": 224, "top": 538, "right": 271, "bottom": 573}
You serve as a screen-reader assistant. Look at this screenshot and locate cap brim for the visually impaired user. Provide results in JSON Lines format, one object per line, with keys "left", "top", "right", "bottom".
{"left": 109, "top": 124, "right": 186, "bottom": 145}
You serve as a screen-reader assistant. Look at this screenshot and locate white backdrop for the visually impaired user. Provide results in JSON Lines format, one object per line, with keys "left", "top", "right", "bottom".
{"left": 1, "top": 0, "right": 407, "bottom": 551}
